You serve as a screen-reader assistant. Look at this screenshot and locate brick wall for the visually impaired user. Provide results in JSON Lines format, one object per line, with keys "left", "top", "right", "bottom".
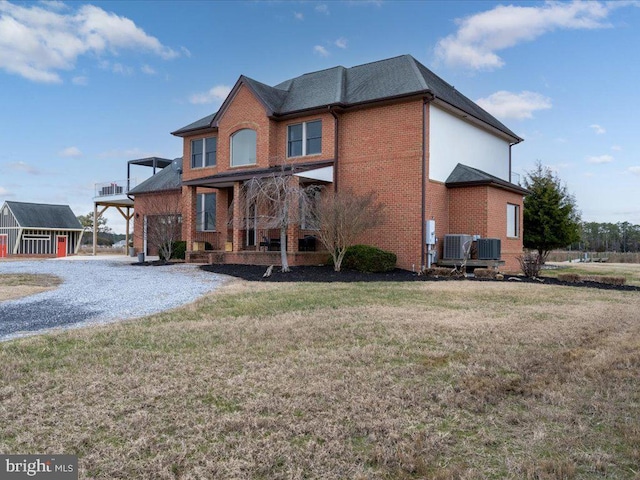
{"left": 448, "top": 186, "right": 489, "bottom": 237}
{"left": 447, "top": 185, "right": 524, "bottom": 271}
{"left": 132, "top": 190, "right": 183, "bottom": 255}
{"left": 338, "top": 100, "right": 425, "bottom": 270}
{"left": 425, "top": 180, "right": 449, "bottom": 262}
{"left": 173, "top": 84, "right": 521, "bottom": 271}
{"left": 486, "top": 188, "right": 524, "bottom": 271}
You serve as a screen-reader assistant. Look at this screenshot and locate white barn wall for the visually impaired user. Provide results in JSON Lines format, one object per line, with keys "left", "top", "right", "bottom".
{"left": 429, "top": 104, "right": 511, "bottom": 182}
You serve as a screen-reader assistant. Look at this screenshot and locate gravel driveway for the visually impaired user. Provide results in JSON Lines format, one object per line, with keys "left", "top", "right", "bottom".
{"left": 0, "top": 257, "right": 223, "bottom": 341}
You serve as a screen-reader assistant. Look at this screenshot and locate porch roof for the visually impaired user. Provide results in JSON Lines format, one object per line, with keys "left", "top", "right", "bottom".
{"left": 183, "top": 160, "right": 334, "bottom": 188}
{"left": 445, "top": 163, "right": 531, "bottom": 195}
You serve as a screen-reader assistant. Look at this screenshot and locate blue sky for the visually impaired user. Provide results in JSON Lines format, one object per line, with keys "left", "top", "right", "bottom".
{"left": 1, "top": 0, "right": 639, "bottom": 233}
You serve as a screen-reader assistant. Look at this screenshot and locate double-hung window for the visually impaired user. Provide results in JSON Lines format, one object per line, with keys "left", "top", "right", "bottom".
{"left": 191, "top": 137, "right": 217, "bottom": 168}
{"left": 287, "top": 120, "right": 322, "bottom": 157}
{"left": 507, "top": 203, "right": 520, "bottom": 238}
{"left": 196, "top": 193, "right": 216, "bottom": 232}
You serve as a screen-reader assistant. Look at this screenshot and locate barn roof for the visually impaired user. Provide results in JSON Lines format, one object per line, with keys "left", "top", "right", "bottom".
{"left": 3, "top": 201, "right": 83, "bottom": 230}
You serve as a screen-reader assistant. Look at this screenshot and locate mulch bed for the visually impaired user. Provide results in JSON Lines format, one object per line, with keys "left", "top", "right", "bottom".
{"left": 199, "top": 264, "right": 640, "bottom": 291}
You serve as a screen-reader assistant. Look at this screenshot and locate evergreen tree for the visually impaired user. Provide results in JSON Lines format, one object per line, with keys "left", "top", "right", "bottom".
{"left": 523, "top": 162, "right": 581, "bottom": 261}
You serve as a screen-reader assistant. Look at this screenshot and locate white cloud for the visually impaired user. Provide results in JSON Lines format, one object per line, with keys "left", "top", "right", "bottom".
{"left": 476, "top": 90, "right": 552, "bottom": 120}
{"left": 141, "top": 64, "right": 156, "bottom": 75}
{"left": 180, "top": 46, "right": 191, "bottom": 58}
{"left": 628, "top": 166, "right": 640, "bottom": 175}
{"left": 313, "top": 45, "right": 330, "bottom": 57}
{"left": 38, "top": 1, "right": 67, "bottom": 11}
{"left": 0, "top": 186, "right": 11, "bottom": 196}
{"left": 111, "top": 62, "right": 133, "bottom": 75}
{"left": 294, "top": 11, "right": 304, "bottom": 20}
{"left": 189, "top": 84, "right": 231, "bottom": 105}
{"left": 587, "top": 154, "right": 614, "bottom": 164}
{"left": 0, "top": 1, "right": 178, "bottom": 83}
{"left": 72, "top": 75, "right": 87, "bottom": 85}
{"left": 611, "top": 145, "right": 622, "bottom": 151}
{"left": 7, "top": 161, "right": 41, "bottom": 174}
{"left": 59, "top": 146, "right": 82, "bottom": 157}
{"left": 435, "top": 1, "right": 612, "bottom": 70}
{"left": 335, "top": 37, "right": 347, "bottom": 49}
{"left": 589, "top": 124, "right": 606, "bottom": 134}
{"left": 315, "top": 4, "right": 329, "bottom": 15}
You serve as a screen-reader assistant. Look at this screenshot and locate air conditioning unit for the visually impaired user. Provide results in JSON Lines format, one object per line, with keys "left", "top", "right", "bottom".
{"left": 477, "top": 238, "right": 501, "bottom": 260}
{"left": 443, "top": 234, "right": 473, "bottom": 260}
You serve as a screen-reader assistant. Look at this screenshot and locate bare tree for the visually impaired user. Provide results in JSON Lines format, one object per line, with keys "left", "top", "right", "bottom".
{"left": 235, "top": 172, "right": 319, "bottom": 272}
{"left": 137, "top": 194, "right": 183, "bottom": 262}
{"left": 312, "top": 189, "right": 384, "bottom": 271}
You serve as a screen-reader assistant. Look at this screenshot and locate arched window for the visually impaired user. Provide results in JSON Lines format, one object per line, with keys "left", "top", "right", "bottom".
{"left": 231, "top": 129, "right": 256, "bottom": 166}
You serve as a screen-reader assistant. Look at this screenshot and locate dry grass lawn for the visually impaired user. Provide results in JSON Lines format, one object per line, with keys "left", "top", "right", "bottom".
{"left": 0, "top": 273, "right": 62, "bottom": 302}
{"left": 1, "top": 280, "right": 639, "bottom": 479}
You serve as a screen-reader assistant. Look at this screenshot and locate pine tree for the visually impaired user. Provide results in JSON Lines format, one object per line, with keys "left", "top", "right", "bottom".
{"left": 523, "top": 162, "right": 581, "bottom": 261}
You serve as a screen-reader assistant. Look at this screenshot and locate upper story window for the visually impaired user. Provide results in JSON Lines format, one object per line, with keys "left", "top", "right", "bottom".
{"left": 191, "top": 137, "right": 217, "bottom": 168}
{"left": 231, "top": 129, "right": 257, "bottom": 167}
{"left": 507, "top": 203, "right": 520, "bottom": 238}
{"left": 288, "top": 120, "right": 322, "bottom": 158}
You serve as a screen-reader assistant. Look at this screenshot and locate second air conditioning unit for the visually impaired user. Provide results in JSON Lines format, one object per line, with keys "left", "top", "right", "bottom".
{"left": 477, "top": 238, "right": 501, "bottom": 260}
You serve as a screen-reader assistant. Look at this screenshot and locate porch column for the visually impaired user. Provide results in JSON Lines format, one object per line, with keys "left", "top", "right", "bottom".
{"left": 182, "top": 185, "right": 197, "bottom": 250}
{"left": 232, "top": 182, "right": 243, "bottom": 252}
{"left": 287, "top": 176, "right": 300, "bottom": 252}
{"left": 92, "top": 202, "right": 98, "bottom": 256}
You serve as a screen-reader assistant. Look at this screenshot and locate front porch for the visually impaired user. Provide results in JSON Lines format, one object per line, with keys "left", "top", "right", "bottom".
{"left": 186, "top": 228, "right": 327, "bottom": 266}
{"left": 182, "top": 160, "right": 333, "bottom": 267}
{"left": 186, "top": 249, "right": 328, "bottom": 266}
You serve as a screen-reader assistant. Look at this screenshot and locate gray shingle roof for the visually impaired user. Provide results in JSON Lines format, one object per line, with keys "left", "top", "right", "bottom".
{"left": 445, "top": 164, "right": 530, "bottom": 195}
{"left": 5, "top": 201, "right": 83, "bottom": 229}
{"left": 172, "top": 113, "right": 217, "bottom": 136}
{"left": 173, "top": 54, "right": 521, "bottom": 141}
{"left": 128, "top": 158, "right": 183, "bottom": 195}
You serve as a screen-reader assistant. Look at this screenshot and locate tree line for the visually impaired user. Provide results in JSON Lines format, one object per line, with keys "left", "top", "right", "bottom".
{"left": 576, "top": 221, "right": 640, "bottom": 253}
{"left": 523, "top": 162, "right": 640, "bottom": 257}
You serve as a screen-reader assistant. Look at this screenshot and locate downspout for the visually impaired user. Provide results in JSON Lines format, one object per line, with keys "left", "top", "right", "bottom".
{"left": 509, "top": 143, "right": 513, "bottom": 183}
{"left": 421, "top": 97, "right": 430, "bottom": 269}
{"left": 329, "top": 108, "right": 339, "bottom": 192}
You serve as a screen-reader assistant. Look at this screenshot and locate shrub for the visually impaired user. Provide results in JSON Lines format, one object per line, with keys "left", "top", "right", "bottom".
{"left": 159, "top": 241, "right": 187, "bottom": 261}
{"left": 558, "top": 273, "right": 581, "bottom": 283}
{"left": 557, "top": 273, "right": 626, "bottom": 286}
{"left": 598, "top": 276, "right": 626, "bottom": 286}
{"left": 420, "top": 267, "right": 455, "bottom": 277}
{"left": 474, "top": 268, "right": 497, "bottom": 279}
{"left": 518, "top": 251, "right": 542, "bottom": 278}
{"left": 339, "top": 245, "right": 396, "bottom": 273}
{"left": 584, "top": 275, "right": 626, "bottom": 286}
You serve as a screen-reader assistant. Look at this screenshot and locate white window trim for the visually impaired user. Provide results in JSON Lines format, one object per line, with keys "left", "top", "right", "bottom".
{"left": 191, "top": 137, "right": 217, "bottom": 169}
{"left": 230, "top": 129, "right": 257, "bottom": 167}
{"left": 287, "top": 120, "right": 322, "bottom": 158}
{"left": 507, "top": 203, "right": 520, "bottom": 238}
{"left": 197, "top": 193, "right": 217, "bottom": 232}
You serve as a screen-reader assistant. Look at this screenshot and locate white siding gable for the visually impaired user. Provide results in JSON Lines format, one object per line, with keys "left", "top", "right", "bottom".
{"left": 429, "top": 104, "right": 510, "bottom": 182}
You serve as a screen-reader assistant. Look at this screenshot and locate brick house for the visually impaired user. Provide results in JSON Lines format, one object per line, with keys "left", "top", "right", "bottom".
{"left": 133, "top": 54, "right": 527, "bottom": 270}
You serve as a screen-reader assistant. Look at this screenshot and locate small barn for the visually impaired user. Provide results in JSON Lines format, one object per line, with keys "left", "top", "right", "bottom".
{"left": 0, "top": 201, "right": 84, "bottom": 257}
